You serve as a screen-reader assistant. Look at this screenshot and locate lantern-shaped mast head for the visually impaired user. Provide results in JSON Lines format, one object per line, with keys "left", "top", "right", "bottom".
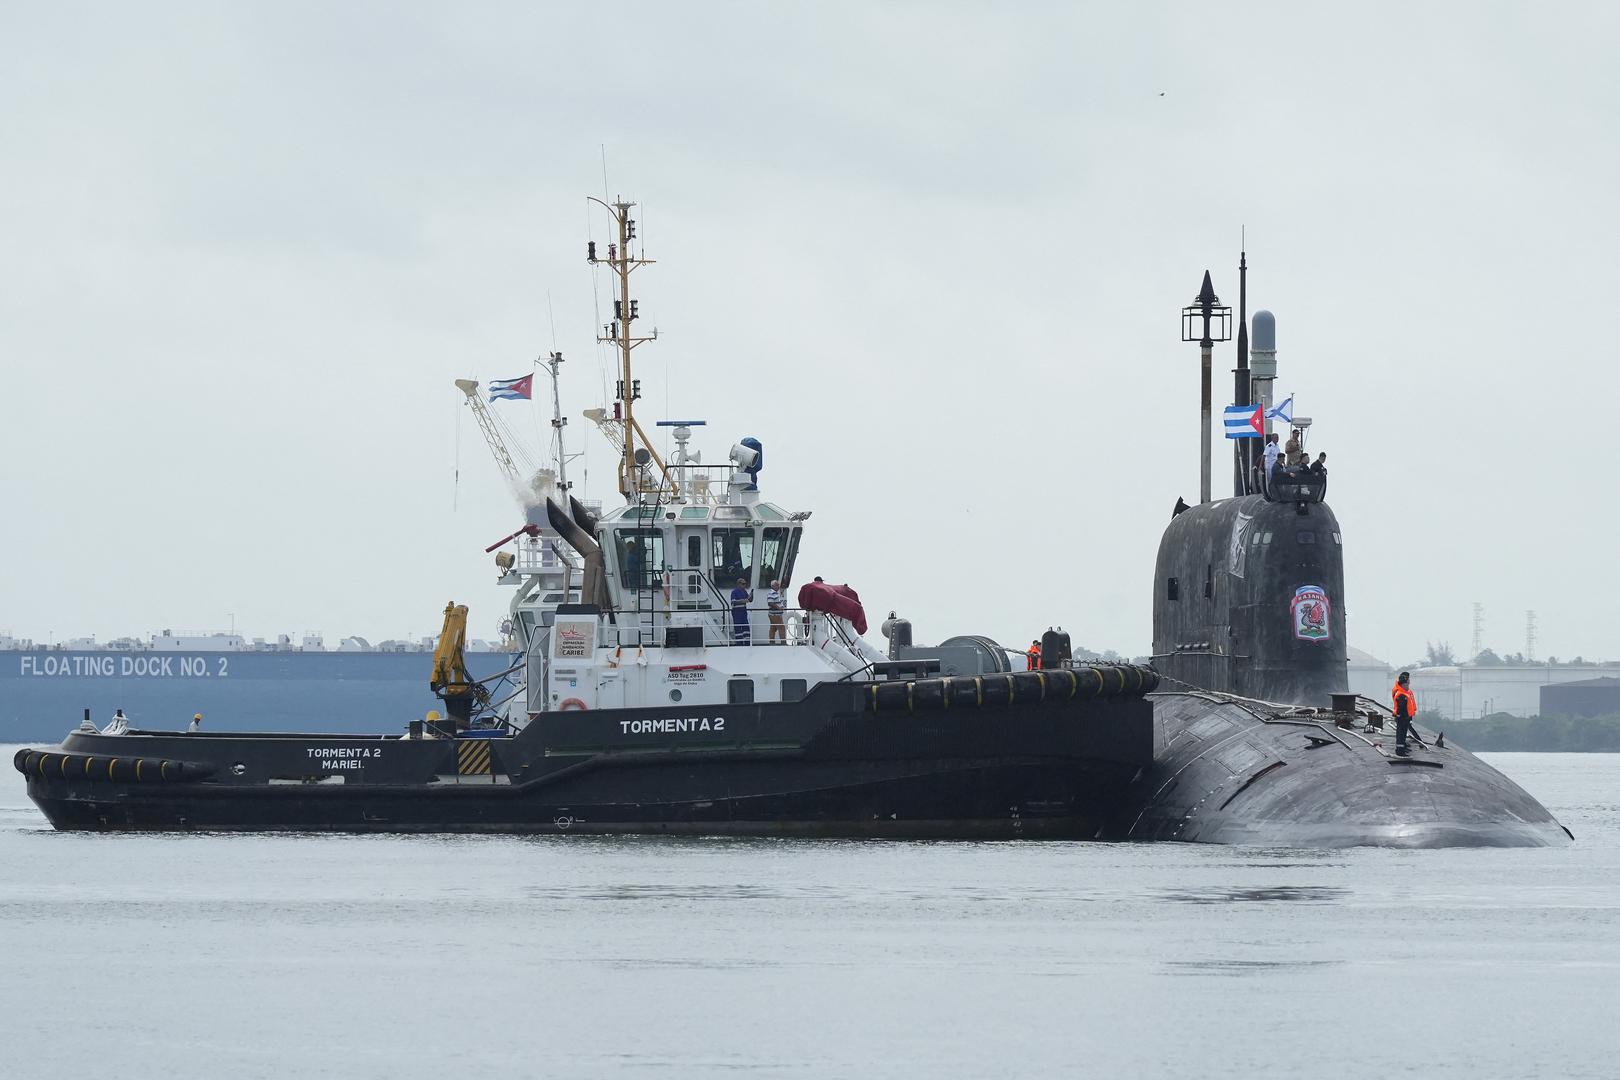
{"left": 1181, "top": 270, "right": 1232, "bottom": 348}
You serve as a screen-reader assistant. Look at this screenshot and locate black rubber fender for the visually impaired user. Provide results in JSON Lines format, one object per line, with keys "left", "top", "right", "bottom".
{"left": 14, "top": 748, "right": 216, "bottom": 783}
{"left": 862, "top": 663, "right": 1158, "bottom": 714}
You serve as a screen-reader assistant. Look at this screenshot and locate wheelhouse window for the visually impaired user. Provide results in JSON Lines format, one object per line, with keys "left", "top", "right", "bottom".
{"left": 758, "top": 526, "right": 803, "bottom": 588}
{"left": 783, "top": 527, "right": 802, "bottom": 587}
{"left": 712, "top": 528, "right": 755, "bottom": 588}
{"left": 615, "top": 529, "right": 664, "bottom": 592}
{"left": 761, "top": 527, "right": 789, "bottom": 588}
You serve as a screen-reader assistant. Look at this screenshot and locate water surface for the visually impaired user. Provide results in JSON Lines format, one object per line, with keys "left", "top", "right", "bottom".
{"left": 3, "top": 750, "right": 1617, "bottom": 1078}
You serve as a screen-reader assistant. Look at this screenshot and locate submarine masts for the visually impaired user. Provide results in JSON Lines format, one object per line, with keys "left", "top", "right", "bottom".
{"left": 1232, "top": 248, "right": 1250, "bottom": 496}
{"left": 1181, "top": 271, "right": 1232, "bottom": 504}
{"left": 1201, "top": 335, "right": 1212, "bottom": 503}
{"left": 1250, "top": 309, "right": 1278, "bottom": 439}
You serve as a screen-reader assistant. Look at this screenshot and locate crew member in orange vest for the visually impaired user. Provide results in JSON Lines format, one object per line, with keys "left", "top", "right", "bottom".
{"left": 1028, "top": 640, "right": 1042, "bottom": 671}
{"left": 1391, "top": 671, "right": 1418, "bottom": 757}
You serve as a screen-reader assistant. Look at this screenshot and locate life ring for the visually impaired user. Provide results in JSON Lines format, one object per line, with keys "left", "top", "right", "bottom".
{"left": 558, "top": 698, "right": 588, "bottom": 711}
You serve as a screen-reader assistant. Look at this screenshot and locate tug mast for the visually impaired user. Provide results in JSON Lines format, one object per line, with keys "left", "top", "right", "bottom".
{"left": 587, "top": 197, "right": 676, "bottom": 502}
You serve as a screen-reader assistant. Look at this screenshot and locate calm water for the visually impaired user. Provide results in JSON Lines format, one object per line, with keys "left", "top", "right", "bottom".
{"left": 3, "top": 750, "right": 1618, "bottom": 1079}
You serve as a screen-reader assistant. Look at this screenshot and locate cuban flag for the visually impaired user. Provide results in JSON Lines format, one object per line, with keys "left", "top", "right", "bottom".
{"left": 488, "top": 374, "right": 533, "bottom": 402}
{"left": 1267, "top": 394, "right": 1295, "bottom": 425}
{"left": 1223, "top": 402, "right": 1264, "bottom": 438}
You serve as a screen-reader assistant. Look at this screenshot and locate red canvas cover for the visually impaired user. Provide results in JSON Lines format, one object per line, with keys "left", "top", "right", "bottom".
{"left": 796, "top": 581, "right": 868, "bottom": 635}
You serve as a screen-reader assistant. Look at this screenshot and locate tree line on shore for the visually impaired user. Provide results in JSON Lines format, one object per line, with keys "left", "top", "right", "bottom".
{"left": 1421, "top": 711, "right": 1620, "bottom": 752}
{"left": 1410, "top": 641, "right": 1613, "bottom": 669}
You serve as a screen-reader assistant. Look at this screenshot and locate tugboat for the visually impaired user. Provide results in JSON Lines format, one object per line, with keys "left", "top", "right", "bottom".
{"left": 1119, "top": 258, "right": 1570, "bottom": 847}
{"left": 15, "top": 195, "right": 1159, "bottom": 837}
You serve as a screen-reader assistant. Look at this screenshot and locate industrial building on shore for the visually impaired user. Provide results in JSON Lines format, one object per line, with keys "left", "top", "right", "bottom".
{"left": 1347, "top": 648, "right": 1620, "bottom": 721}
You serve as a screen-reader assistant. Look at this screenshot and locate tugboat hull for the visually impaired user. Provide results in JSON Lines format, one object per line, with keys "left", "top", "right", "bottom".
{"left": 18, "top": 670, "right": 1161, "bottom": 839}
{"left": 24, "top": 757, "right": 1143, "bottom": 838}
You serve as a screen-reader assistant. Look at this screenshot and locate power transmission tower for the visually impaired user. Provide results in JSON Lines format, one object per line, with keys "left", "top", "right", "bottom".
{"left": 1526, "top": 610, "right": 1538, "bottom": 663}
{"left": 1471, "top": 602, "right": 1484, "bottom": 661}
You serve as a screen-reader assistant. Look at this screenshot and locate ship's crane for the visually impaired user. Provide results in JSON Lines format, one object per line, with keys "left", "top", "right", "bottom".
{"left": 457, "top": 378, "right": 524, "bottom": 490}
{"left": 429, "top": 601, "right": 485, "bottom": 727}
{"left": 456, "top": 378, "right": 551, "bottom": 506}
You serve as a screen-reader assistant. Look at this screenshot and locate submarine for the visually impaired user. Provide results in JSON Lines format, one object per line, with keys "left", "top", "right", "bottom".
{"left": 1118, "top": 260, "right": 1569, "bottom": 846}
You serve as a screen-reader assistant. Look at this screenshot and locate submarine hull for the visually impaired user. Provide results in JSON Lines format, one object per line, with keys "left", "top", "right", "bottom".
{"left": 1116, "top": 692, "right": 1570, "bottom": 847}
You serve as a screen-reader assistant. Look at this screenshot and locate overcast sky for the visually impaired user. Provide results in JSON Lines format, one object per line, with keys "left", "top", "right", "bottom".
{"left": 3, "top": 2, "right": 1618, "bottom": 665}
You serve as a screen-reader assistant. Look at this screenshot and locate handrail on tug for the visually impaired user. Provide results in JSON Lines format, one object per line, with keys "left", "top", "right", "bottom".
{"left": 585, "top": 606, "right": 836, "bottom": 649}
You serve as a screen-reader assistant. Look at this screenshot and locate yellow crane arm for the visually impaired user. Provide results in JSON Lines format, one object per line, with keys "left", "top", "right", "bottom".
{"left": 430, "top": 602, "right": 472, "bottom": 696}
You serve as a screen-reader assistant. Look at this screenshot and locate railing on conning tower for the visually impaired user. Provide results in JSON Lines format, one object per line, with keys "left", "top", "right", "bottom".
{"left": 1262, "top": 466, "right": 1327, "bottom": 504}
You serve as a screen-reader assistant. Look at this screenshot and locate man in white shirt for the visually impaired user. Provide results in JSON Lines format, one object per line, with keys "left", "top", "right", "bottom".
{"left": 1263, "top": 434, "right": 1280, "bottom": 493}
{"left": 766, "top": 579, "right": 786, "bottom": 643}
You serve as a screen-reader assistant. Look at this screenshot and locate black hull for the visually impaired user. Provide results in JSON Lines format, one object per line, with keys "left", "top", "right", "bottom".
{"left": 27, "top": 757, "right": 1141, "bottom": 839}
{"left": 18, "top": 671, "right": 1160, "bottom": 839}
{"left": 18, "top": 673, "right": 1573, "bottom": 847}
{"left": 1121, "top": 692, "right": 1571, "bottom": 848}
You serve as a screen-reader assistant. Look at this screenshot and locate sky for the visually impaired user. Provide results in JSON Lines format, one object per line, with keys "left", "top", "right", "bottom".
{"left": 3, "top": 1, "right": 1618, "bottom": 665}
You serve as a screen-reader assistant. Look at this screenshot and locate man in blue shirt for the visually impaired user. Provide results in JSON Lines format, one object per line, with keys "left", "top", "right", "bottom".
{"left": 730, "top": 577, "right": 752, "bottom": 644}
{"left": 624, "top": 539, "right": 643, "bottom": 590}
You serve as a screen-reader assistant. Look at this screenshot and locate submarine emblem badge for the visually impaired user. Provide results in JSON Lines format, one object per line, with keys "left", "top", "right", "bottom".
{"left": 1291, "top": 585, "right": 1331, "bottom": 641}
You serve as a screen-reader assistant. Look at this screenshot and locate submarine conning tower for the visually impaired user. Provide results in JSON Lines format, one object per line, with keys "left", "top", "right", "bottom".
{"left": 1152, "top": 488, "right": 1347, "bottom": 706}
{"left": 1157, "top": 280, "right": 1348, "bottom": 707}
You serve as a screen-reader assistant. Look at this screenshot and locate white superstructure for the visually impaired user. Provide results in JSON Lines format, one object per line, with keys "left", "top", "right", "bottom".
{"left": 491, "top": 196, "right": 887, "bottom": 724}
